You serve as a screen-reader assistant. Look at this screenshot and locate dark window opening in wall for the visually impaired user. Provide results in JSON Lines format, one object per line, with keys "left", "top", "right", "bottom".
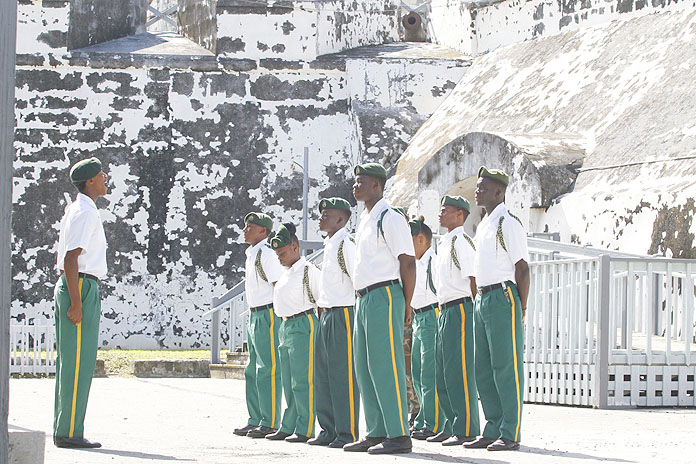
{"left": 68, "top": 0, "right": 148, "bottom": 50}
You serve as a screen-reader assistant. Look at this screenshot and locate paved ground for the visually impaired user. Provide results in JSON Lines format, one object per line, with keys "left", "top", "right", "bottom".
{"left": 9, "top": 378, "right": 696, "bottom": 464}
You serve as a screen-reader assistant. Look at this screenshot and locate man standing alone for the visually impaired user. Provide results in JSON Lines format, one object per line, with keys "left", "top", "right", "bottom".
{"left": 345, "top": 163, "right": 416, "bottom": 455}
{"left": 465, "top": 167, "right": 529, "bottom": 452}
{"left": 54, "top": 157, "right": 108, "bottom": 448}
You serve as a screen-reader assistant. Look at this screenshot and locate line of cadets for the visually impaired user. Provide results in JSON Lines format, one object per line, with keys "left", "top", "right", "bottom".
{"left": 233, "top": 162, "right": 530, "bottom": 455}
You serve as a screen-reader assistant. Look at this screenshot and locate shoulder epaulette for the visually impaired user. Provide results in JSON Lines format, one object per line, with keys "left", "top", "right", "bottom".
{"left": 303, "top": 264, "right": 316, "bottom": 304}
{"left": 255, "top": 248, "right": 268, "bottom": 283}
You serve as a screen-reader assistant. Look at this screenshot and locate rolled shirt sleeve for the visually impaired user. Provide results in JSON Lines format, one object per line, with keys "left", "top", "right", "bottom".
{"left": 262, "top": 246, "right": 285, "bottom": 283}
{"left": 64, "top": 210, "right": 99, "bottom": 253}
{"left": 503, "top": 218, "right": 530, "bottom": 265}
{"left": 382, "top": 211, "right": 416, "bottom": 258}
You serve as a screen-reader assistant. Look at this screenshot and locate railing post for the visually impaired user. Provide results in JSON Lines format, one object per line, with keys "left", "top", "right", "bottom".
{"left": 211, "top": 297, "right": 220, "bottom": 365}
{"left": 594, "top": 254, "right": 611, "bottom": 408}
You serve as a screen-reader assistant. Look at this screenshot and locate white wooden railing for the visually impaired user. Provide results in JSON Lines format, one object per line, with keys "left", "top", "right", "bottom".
{"left": 10, "top": 323, "right": 55, "bottom": 375}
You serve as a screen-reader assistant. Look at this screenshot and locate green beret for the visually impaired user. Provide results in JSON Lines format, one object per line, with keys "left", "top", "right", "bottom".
{"left": 244, "top": 212, "right": 273, "bottom": 232}
{"left": 441, "top": 195, "right": 471, "bottom": 213}
{"left": 69, "top": 157, "right": 102, "bottom": 184}
{"left": 354, "top": 162, "right": 387, "bottom": 179}
{"left": 478, "top": 166, "right": 509, "bottom": 186}
{"left": 318, "top": 197, "right": 352, "bottom": 214}
{"left": 269, "top": 224, "right": 292, "bottom": 249}
{"left": 408, "top": 218, "right": 423, "bottom": 236}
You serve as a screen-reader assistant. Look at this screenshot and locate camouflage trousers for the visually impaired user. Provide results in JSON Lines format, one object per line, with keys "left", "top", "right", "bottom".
{"left": 404, "top": 323, "right": 420, "bottom": 421}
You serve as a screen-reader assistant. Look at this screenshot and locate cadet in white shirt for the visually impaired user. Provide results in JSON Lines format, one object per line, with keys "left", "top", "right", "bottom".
{"left": 430, "top": 195, "right": 480, "bottom": 446}
{"left": 264, "top": 223, "right": 321, "bottom": 443}
{"left": 310, "top": 198, "right": 360, "bottom": 449}
{"left": 464, "top": 167, "right": 529, "bottom": 452}
{"left": 53, "top": 157, "right": 108, "bottom": 449}
{"left": 345, "top": 163, "right": 416, "bottom": 455}
{"left": 235, "top": 213, "right": 285, "bottom": 439}
{"left": 407, "top": 217, "right": 446, "bottom": 442}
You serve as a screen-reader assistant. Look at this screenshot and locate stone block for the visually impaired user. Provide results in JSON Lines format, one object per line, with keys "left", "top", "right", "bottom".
{"left": 8, "top": 428, "right": 45, "bottom": 464}
{"left": 132, "top": 359, "right": 210, "bottom": 378}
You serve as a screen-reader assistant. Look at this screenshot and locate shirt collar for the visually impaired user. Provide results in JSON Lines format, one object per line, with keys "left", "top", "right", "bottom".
{"left": 323, "top": 226, "right": 348, "bottom": 245}
{"left": 417, "top": 247, "right": 435, "bottom": 263}
{"left": 77, "top": 193, "right": 97, "bottom": 210}
{"left": 487, "top": 203, "right": 507, "bottom": 220}
{"left": 246, "top": 238, "right": 267, "bottom": 257}
{"left": 368, "top": 198, "right": 389, "bottom": 220}
{"left": 443, "top": 225, "right": 463, "bottom": 240}
{"left": 290, "top": 256, "right": 307, "bottom": 272}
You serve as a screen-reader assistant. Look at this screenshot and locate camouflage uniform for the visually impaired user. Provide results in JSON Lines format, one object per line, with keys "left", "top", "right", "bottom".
{"left": 404, "top": 323, "right": 420, "bottom": 425}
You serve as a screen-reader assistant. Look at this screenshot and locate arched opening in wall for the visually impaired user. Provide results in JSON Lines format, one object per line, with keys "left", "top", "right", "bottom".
{"left": 444, "top": 176, "right": 483, "bottom": 238}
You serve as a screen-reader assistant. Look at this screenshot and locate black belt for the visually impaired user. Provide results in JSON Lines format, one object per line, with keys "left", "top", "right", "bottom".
{"left": 78, "top": 272, "right": 100, "bottom": 284}
{"left": 282, "top": 309, "right": 314, "bottom": 321}
{"left": 356, "top": 279, "right": 400, "bottom": 298}
{"left": 413, "top": 303, "right": 437, "bottom": 314}
{"left": 477, "top": 281, "right": 515, "bottom": 295}
{"left": 319, "top": 306, "right": 353, "bottom": 313}
{"left": 250, "top": 303, "right": 273, "bottom": 312}
{"left": 441, "top": 297, "right": 472, "bottom": 309}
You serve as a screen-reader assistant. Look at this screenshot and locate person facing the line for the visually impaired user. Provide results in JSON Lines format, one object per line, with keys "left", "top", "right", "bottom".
{"left": 345, "top": 162, "right": 416, "bottom": 455}
{"left": 408, "top": 217, "right": 446, "bottom": 442}
{"left": 464, "top": 167, "right": 529, "bottom": 452}
{"left": 310, "top": 197, "right": 360, "bottom": 449}
{"left": 266, "top": 223, "right": 321, "bottom": 443}
{"left": 234, "top": 212, "right": 284, "bottom": 439}
{"left": 428, "top": 195, "right": 480, "bottom": 446}
{"left": 54, "top": 157, "right": 109, "bottom": 449}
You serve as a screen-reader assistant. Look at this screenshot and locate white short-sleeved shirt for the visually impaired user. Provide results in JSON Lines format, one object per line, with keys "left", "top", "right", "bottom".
{"left": 317, "top": 227, "right": 356, "bottom": 308}
{"left": 353, "top": 199, "right": 416, "bottom": 290}
{"left": 474, "top": 203, "right": 530, "bottom": 287}
{"left": 411, "top": 247, "right": 438, "bottom": 310}
{"left": 245, "top": 240, "right": 284, "bottom": 307}
{"left": 435, "top": 226, "right": 476, "bottom": 304}
{"left": 56, "top": 193, "right": 108, "bottom": 279}
{"left": 273, "top": 257, "right": 321, "bottom": 317}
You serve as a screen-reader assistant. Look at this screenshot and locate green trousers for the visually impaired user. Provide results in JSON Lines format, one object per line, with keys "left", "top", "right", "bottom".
{"left": 435, "top": 299, "right": 480, "bottom": 437}
{"left": 244, "top": 306, "right": 282, "bottom": 429}
{"left": 354, "top": 283, "right": 409, "bottom": 439}
{"left": 314, "top": 307, "right": 360, "bottom": 443}
{"left": 411, "top": 306, "right": 445, "bottom": 434}
{"left": 474, "top": 284, "right": 524, "bottom": 442}
{"left": 278, "top": 313, "right": 318, "bottom": 437}
{"left": 54, "top": 275, "right": 101, "bottom": 439}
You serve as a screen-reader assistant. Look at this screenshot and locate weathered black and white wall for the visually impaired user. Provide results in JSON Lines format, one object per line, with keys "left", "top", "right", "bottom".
{"left": 12, "top": 0, "right": 468, "bottom": 348}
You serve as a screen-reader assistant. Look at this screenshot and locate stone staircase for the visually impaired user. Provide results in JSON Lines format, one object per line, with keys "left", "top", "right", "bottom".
{"left": 209, "top": 350, "right": 248, "bottom": 379}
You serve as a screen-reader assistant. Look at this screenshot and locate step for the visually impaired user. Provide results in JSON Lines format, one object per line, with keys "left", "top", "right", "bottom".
{"left": 210, "top": 363, "right": 245, "bottom": 380}
{"left": 226, "top": 351, "right": 249, "bottom": 364}
{"left": 131, "top": 359, "right": 210, "bottom": 378}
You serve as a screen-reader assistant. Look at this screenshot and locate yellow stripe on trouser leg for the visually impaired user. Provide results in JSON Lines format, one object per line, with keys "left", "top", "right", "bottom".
{"left": 270, "top": 310, "right": 277, "bottom": 429}
{"left": 386, "top": 287, "right": 406, "bottom": 436}
{"left": 344, "top": 308, "right": 357, "bottom": 442}
{"left": 306, "top": 314, "right": 315, "bottom": 437}
{"left": 460, "top": 304, "right": 471, "bottom": 437}
{"left": 507, "top": 288, "right": 522, "bottom": 442}
{"left": 68, "top": 278, "right": 84, "bottom": 438}
{"left": 433, "top": 307, "right": 440, "bottom": 433}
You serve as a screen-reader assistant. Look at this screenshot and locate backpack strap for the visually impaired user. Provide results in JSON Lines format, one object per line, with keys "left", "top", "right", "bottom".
{"left": 255, "top": 248, "right": 268, "bottom": 283}
{"left": 303, "top": 264, "right": 316, "bottom": 305}
{"left": 426, "top": 255, "right": 436, "bottom": 295}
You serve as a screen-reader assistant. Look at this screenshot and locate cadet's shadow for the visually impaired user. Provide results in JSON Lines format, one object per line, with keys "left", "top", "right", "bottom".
{"left": 400, "top": 451, "right": 507, "bottom": 463}
{"left": 88, "top": 448, "right": 195, "bottom": 461}
{"left": 401, "top": 446, "right": 637, "bottom": 463}
{"left": 519, "top": 445, "right": 636, "bottom": 462}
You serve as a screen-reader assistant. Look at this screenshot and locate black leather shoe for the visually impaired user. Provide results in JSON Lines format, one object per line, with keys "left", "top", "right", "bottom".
{"left": 367, "top": 436, "right": 412, "bottom": 455}
{"left": 285, "top": 434, "right": 309, "bottom": 443}
{"left": 233, "top": 424, "right": 257, "bottom": 436}
{"left": 442, "top": 434, "right": 476, "bottom": 446}
{"left": 328, "top": 439, "right": 348, "bottom": 449}
{"left": 247, "top": 426, "right": 276, "bottom": 438}
{"left": 54, "top": 437, "right": 101, "bottom": 448}
{"left": 463, "top": 436, "right": 497, "bottom": 448}
{"left": 411, "top": 428, "right": 436, "bottom": 440}
{"left": 308, "top": 436, "right": 332, "bottom": 446}
{"left": 426, "top": 431, "right": 451, "bottom": 443}
{"left": 344, "top": 436, "right": 385, "bottom": 452}
{"left": 265, "top": 430, "right": 291, "bottom": 440}
{"left": 487, "top": 437, "right": 520, "bottom": 451}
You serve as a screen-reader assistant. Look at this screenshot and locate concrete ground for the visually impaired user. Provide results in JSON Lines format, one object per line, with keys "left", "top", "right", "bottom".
{"left": 9, "top": 378, "right": 696, "bottom": 464}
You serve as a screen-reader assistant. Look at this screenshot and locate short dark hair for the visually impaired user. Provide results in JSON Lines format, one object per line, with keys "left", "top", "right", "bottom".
{"left": 74, "top": 181, "right": 87, "bottom": 193}
{"left": 283, "top": 222, "right": 300, "bottom": 245}
{"left": 377, "top": 176, "right": 387, "bottom": 191}
{"left": 417, "top": 216, "right": 433, "bottom": 242}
